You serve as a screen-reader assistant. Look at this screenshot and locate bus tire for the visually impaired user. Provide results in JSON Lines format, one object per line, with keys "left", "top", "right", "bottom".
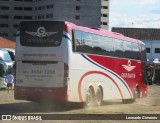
{"left": 95, "top": 86, "right": 103, "bottom": 106}
{"left": 85, "top": 87, "right": 95, "bottom": 107}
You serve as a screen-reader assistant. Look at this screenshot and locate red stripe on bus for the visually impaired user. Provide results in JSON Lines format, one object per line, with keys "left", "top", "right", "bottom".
{"left": 78, "top": 71, "right": 124, "bottom": 102}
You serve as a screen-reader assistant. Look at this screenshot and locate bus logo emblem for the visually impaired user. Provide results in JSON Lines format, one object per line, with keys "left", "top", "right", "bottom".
{"left": 122, "top": 60, "right": 136, "bottom": 72}
{"left": 25, "top": 27, "right": 57, "bottom": 37}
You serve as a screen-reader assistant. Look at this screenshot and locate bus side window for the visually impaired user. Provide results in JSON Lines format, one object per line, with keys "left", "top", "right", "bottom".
{"left": 74, "top": 30, "right": 83, "bottom": 52}
{"left": 92, "top": 34, "right": 103, "bottom": 54}
{"left": 123, "top": 41, "right": 132, "bottom": 59}
{"left": 81, "top": 32, "right": 93, "bottom": 53}
{"left": 102, "top": 36, "right": 114, "bottom": 56}
{"left": 131, "top": 43, "right": 141, "bottom": 60}
{"left": 72, "top": 30, "right": 83, "bottom": 52}
{"left": 114, "top": 39, "right": 124, "bottom": 58}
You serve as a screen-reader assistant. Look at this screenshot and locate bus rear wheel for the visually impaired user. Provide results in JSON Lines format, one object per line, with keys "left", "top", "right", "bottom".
{"left": 95, "top": 87, "right": 103, "bottom": 106}
{"left": 85, "top": 87, "right": 95, "bottom": 107}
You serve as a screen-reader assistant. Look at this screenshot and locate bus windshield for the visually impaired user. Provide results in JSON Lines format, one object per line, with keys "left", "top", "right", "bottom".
{"left": 20, "top": 21, "right": 65, "bottom": 47}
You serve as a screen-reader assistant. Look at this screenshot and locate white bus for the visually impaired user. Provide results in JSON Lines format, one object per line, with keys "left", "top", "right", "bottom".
{"left": 15, "top": 21, "right": 147, "bottom": 106}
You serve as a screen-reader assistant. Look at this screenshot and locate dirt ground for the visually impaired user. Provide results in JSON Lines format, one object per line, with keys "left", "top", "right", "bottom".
{"left": 0, "top": 84, "right": 160, "bottom": 123}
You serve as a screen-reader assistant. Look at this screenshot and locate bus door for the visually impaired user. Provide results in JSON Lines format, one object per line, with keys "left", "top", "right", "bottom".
{"left": 140, "top": 43, "right": 147, "bottom": 85}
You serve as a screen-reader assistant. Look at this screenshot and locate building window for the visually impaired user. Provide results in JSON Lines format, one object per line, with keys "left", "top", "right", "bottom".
{"left": 24, "top": 16, "right": 32, "bottom": 20}
{"left": 14, "top": 0, "right": 22, "bottom": 1}
{"left": 102, "top": 6, "right": 108, "bottom": 9}
{"left": 75, "top": 15, "right": 80, "bottom": 20}
{"left": 146, "top": 48, "right": 150, "bottom": 53}
{"left": 0, "top": 24, "right": 8, "bottom": 27}
{"left": 76, "top": 6, "right": 80, "bottom": 10}
{"left": 14, "top": 7, "right": 23, "bottom": 10}
{"left": 38, "top": 15, "right": 44, "bottom": 19}
{"left": 101, "top": 14, "right": 108, "bottom": 17}
{"left": 38, "top": 15, "right": 41, "bottom": 19}
{"left": 24, "top": 0, "right": 33, "bottom": 2}
{"left": 46, "top": 14, "right": 53, "bottom": 18}
{"left": 38, "top": 6, "right": 41, "bottom": 10}
{"left": 38, "top": 6, "right": 44, "bottom": 10}
{"left": 46, "top": 4, "right": 53, "bottom": 9}
{"left": 0, "top": 6, "right": 9, "bottom": 10}
{"left": 14, "top": 16, "right": 22, "bottom": 19}
{"left": 101, "top": 22, "right": 107, "bottom": 25}
{"left": 0, "top": 15, "right": 9, "bottom": 19}
{"left": 155, "top": 48, "right": 160, "bottom": 53}
{"left": 24, "top": 7, "right": 33, "bottom": 11}
{"left": 46, "top": 14, "right": 49, "bottom": 18}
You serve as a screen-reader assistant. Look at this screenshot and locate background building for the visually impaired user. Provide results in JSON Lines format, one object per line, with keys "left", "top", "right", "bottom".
{"left": 0, "top": 0, "right": 110, "bottom": 41}
{"left": 112, "top": 27, "right": 160, "bottom": 62}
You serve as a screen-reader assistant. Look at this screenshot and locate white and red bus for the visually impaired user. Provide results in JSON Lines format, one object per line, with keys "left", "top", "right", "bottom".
{"left": 15, "top": 21, "right": 147, "bottom": 106}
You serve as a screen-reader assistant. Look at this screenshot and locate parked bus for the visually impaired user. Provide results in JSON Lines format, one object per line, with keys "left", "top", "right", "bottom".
{"left": 15, "top": 21, "right": 147, "bottom": 106}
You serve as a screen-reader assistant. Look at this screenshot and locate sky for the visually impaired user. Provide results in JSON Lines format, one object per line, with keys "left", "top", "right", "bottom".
{"left": 109, "top": 0, "right": 160, "bottom": 29}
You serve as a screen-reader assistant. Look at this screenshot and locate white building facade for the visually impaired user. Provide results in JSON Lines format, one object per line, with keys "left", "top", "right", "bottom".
{"left": 143, "top": 40, "right": 160, "bottom": 63}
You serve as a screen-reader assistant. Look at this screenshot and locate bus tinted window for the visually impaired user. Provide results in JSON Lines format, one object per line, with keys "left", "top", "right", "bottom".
{"left": 75, "top": 30, "right": 82, "bottom": 51}
{"left": 114, "top": 39, "right": 124, "bottom": 58}
{"left": 102, "top": 36, "right": 114, "bottom": 56}
{"left": 81, "top": 31, "right": 93, "bottom": 53}
{"left": 74, "top": 30, "right": 115, "bottom": 56}
{"left": 75, "top": 30, "right": 94, "bottom": 54}
{"left": 131, "top": 43, "right": 141, "bottom": 60}
{"left": 74, "top": 30, "right": 141, "bottom": 60}
{"left": 123, "top": 41, "right": 132, "bottom": 59}
{"left": 20, "top": 21, "right": 65, "bottom": 47}
{"left": 75, "top": 30, "right": 90, "bottom": 53}
{"left": 92, "top": 34, "right": 104, "bottom": 55}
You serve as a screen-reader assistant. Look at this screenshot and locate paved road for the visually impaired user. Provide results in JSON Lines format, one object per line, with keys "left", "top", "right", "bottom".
{"left": 0, "top": 84, "right": 160, "bottom": 122}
